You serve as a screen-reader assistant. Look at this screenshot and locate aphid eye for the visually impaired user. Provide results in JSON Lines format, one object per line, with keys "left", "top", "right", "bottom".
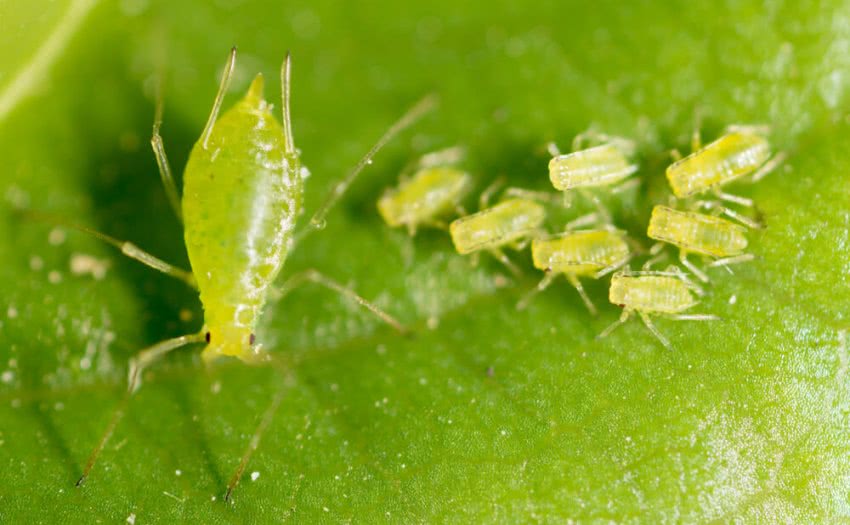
{"left": 249, "top": 333, "right": 256, "bottom": 346}
{"left": 205, "top": 332, "right": 211, "bottom": 343}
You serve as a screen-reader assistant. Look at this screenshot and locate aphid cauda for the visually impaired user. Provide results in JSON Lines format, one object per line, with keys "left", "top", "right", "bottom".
{"left": 59, "top": 48, "right": 435, "bottom": 500}
{"left": 518, "top": 228, "right": 631, "bottom": 314}
{"left": 666, "top": 125, "right": 786, "bottom": 228}
{"left": 377, "top": 146, "right": 472, "bottom": 235}
{"left": 647, "top": 205, "right": 752, "bottom": 282}
{"left": 597, "top": 267, "right": 718, "bottom": 350}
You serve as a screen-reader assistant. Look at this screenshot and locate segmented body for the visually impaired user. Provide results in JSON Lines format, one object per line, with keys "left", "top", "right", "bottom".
{"left": 666, "top": 131, "right": 769, "bottom": 197}
{"left": 647, "top": 205, "right": 747, "bottom": 257}
{"left": 531, "top": 230, "right": 629, "bottom": 276}
{"left": 549, "top": 144, "right": 637, "bottom": 190}
{"left": 449, "top": 199, "right": 545, "bottom": 254}
{"left": 377, "top": 166, "right": 471, "bottom": 231}
{"left": 183, "top": 75, "right": 302, "bottom": 362}
{"left": 609, "top": 274, "right": 696, "bottom": 314}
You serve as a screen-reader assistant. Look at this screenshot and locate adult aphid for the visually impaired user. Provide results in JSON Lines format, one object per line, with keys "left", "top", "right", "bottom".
{"left": 48, "top": 48, "right": 434, "bottom": 500}
{"left": 518, "top": 228, "right": 631, "bottom": 315}
{"left": 597, "top": 267, "right": 718, "bottom": 350}
{"left": 448, "top": 178, "right": 546, "bottom": 275}
{"left": 377, "top": 146, "right": 472, "bottom": 235}
{"left": 647, "top": 205, "right": 752, "bottom": 282}
{"left": 666, "top": 125, "right": 786, "bottom": 228}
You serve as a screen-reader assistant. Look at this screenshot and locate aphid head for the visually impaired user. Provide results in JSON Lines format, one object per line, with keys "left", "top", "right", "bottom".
{"left": 201, "top": 324, "right": 265, "bottom": 364}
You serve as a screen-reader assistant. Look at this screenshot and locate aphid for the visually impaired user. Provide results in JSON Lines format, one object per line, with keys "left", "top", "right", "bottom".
{"left": 377, "top": 147, "right": 472, "bottom": 235}
{"left": 449, "top": 197, "right": 546, "bottom": 275}
{"left": 518, "top": 228, "right": 631, "bottom": 314}
{"left": 50, "top": 48, "right": 434, "bottom": 500}
{"left": 597, "top": 267, "right": 718, "bottom": 349}
{"left": 666, "top": 126, "right": 786, "bottom": 228}
{"left": 547, "top": 131, "right": 638, "bottom": 221}
{"left": 647, "top": 205, "right": 752, "bottom": 282}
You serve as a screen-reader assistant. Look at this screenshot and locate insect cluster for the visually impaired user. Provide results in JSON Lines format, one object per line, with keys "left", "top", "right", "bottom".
{"left": 377, "top": 126, "right": 784, "bottom": 349}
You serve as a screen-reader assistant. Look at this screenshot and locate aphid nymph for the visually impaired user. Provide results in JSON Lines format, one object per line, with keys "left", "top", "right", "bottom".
{"left": 547, "top": 130, "right": 638, "bottom": 222}
{"left": 377, "top": 146, "right": 472, "bottom": 235}
{"left": 647, "top": 204, "right": 752, "bottom": 282}
{"left": 50, "top": 48, "right": 434, "bottom": 500}
{"left": 666, "top": 126, "right": 786, "bottom": 228}
{"left": 518, "top": 228, "right": 631, "bottom": 314}
{"left": 597, "top": 267, "right": 718, "bottom": 350}
{"left": 449, "top": 195, "right": 546, "bottom": 275}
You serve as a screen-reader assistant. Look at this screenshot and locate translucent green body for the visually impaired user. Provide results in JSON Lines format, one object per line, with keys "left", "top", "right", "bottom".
{"left": 531, "top": 230, "right": 629, "bottom": 276}
{"left": 647, "top": 205, "right": 747, "bottom": 258}
{"left": 609, "top": 274, "right": 696, "bottom": 314}
{"left": 666, "top": 131, "right": 770, "bottom": 197}
{"left": 449, "top": 199, "right": 545, "bottom": 255}
{"left": 548, "top": 144, "right": 637, "bottom": 190}
{"left": 183, "top": 75, "right": 302, "bottom": 362}
{"left": 377, "top": 167, "right": 471, "bottom": 231}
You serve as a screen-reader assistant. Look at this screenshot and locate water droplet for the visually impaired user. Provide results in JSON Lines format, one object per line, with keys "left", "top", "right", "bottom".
{"left": 311, "top": 218, "right": 327, "bottom": 230}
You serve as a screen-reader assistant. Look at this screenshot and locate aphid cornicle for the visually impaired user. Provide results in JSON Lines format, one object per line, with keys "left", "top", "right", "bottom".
{"left": 647, "top": 204, "right": 752, "bottom": 282}
{"left": 666, "top": 126, "right": 786, "bottom": 228}
{"left": 597, "top": 268, "right": 718, "bottom": 350}
{"left": 377, "top": 147, "right": 472, "bottom": 235}
{"left": 547, "top": 131, "right": 638, "bottom": 222}
{"left": 63, "top": 48, "right": 435, "bottom": 500}
{"left": 448, "top": 197, "right": 546, "bottom": 275}
{"left": 518, "top": 229, "right": 631, "bottom": 314}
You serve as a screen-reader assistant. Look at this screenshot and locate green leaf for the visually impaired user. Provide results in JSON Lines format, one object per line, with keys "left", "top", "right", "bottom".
{"left": 2, "top": 0, "right": 849, "bottom": 522}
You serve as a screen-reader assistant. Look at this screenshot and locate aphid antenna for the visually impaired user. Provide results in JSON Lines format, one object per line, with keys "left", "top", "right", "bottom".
{"left": 281, "top": 51, "right": 295, "bottom": 156}
{"left": 670, "top": 313, "right": 720, "bottom": 321}
{"left": 298, "top": 93, "right": 439, "bottom": 243}
{"left": 417, "top": 145, "right": 466, "bottom": 169}
{"left": 564, "top": 212, "right": 600, "bottom": 231}
{"left": 724, "top": 123, "right": 771, "bottom": 135}
{"left": 593, "top": 255, "right": 632, "bottom": 279}
{"left": 503, "top": 187, "right": 562, "bottom": 206}
{"left": 200, "top": 47, "right": 238, "bottom": 150}
{"left": 546, "top": 141, "right": 563, "bottom": 157}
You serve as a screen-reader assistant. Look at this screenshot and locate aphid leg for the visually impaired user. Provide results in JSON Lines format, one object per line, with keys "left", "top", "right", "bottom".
{"left": 488, "top": 248, "right": 521, "bottom": 276}
{"left": 669, "top": 149, "right": 683, "bottom": 162}
{"left": 709, "top": 254, "right": 755, "bottom": 268}
{"left": 719, "top": 205, "right": 763, "bottom": 229}
{"left": 665, "top": 265, "right": 705, "bottom": 296}
{"left": 724, "top": 123, "right": 771, "bottom": 135}
{"left": 597, "top": 309, "right": 631, "bottom": 340}
{"left": 750, "top": 151, "right": 787, "bottom": 183}
{"left": 300, "top": 94, "right": 438, "bottom": 240}
{"left": 76, "top": 332, "right": 205, "bottom": 487}
{"left": 22, "top": 211, "right": 197, "bottom": 288}
{"left": 679, "top": 251, "right": 709, "bottom": 283}
{"left": 565, "top": 212, "right": 600, "bottom": 231}
{"left": 594, "top": 255, "right": 631, "bottom": 279}
{"left": 567, "top": 274, "right": 597, "bottom": 315}
{"left": 638, "top": 312, "right": 672, "bottom": 350}
{"left": 150, "top": 76, "right": 182, "bottom": 222}
{"left": 503, "top": 187, "right": 562, "bottom": 205}
{"left": 200, "top": 47, "right": 237, "bottom": 149}
{"left": 516, "top": 271, "right": 556, "bottom": 310}
{"left": 669, "top": 313, "right": 720, "bottom": 321}
{"left": 546, "top": 142, "right": 563, "bottom": 157}
{"left": 273, "top": 269, "right": 408, "bottom": 334}
{"left": 713, "top": 188, "right": 753, "bottom": 207}
{"left": 225, "top": 387, "right": 285, "bottom": 502}
{"left": 479, "top": 176, "right": 506, "bottom": 210}
{"left": 610, "top": 178, "right": 641, "bottom": 195}
{"left": 578, "top": 188, "right": 612, "bottom": 225}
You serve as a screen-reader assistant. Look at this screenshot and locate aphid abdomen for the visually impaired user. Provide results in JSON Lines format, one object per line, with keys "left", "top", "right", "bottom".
{"left": 377, "top": 167, "right": 471, "bottom": 228}
{"left": 548, "top": 144, "right": 637, "bottom": 190}
{"left": 532, "top": 230, "right": 628, "bottom": 275}
{"left": 449, "top": 198, "right": 545, "bottom": 254}
{"left": 647, "top": 205, "right": 747, "bottom": 257}
{"left": 666, "top": 131, "right": 770, "bottom": 197}
{"left": 609, "top": 274, "right": 695, "bottom": 314}
{"left": 182, "top": 75, "right": 303, "bottom": 361}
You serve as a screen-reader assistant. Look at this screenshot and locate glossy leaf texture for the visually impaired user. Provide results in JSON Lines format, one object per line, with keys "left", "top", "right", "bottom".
{"left": 1, "top": 0, "right": 849, "bottom": 522}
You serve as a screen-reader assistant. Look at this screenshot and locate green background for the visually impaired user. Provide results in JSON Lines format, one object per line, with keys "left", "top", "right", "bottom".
{"left": 1, "top": 0, "right": 849, "bottom": 522}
